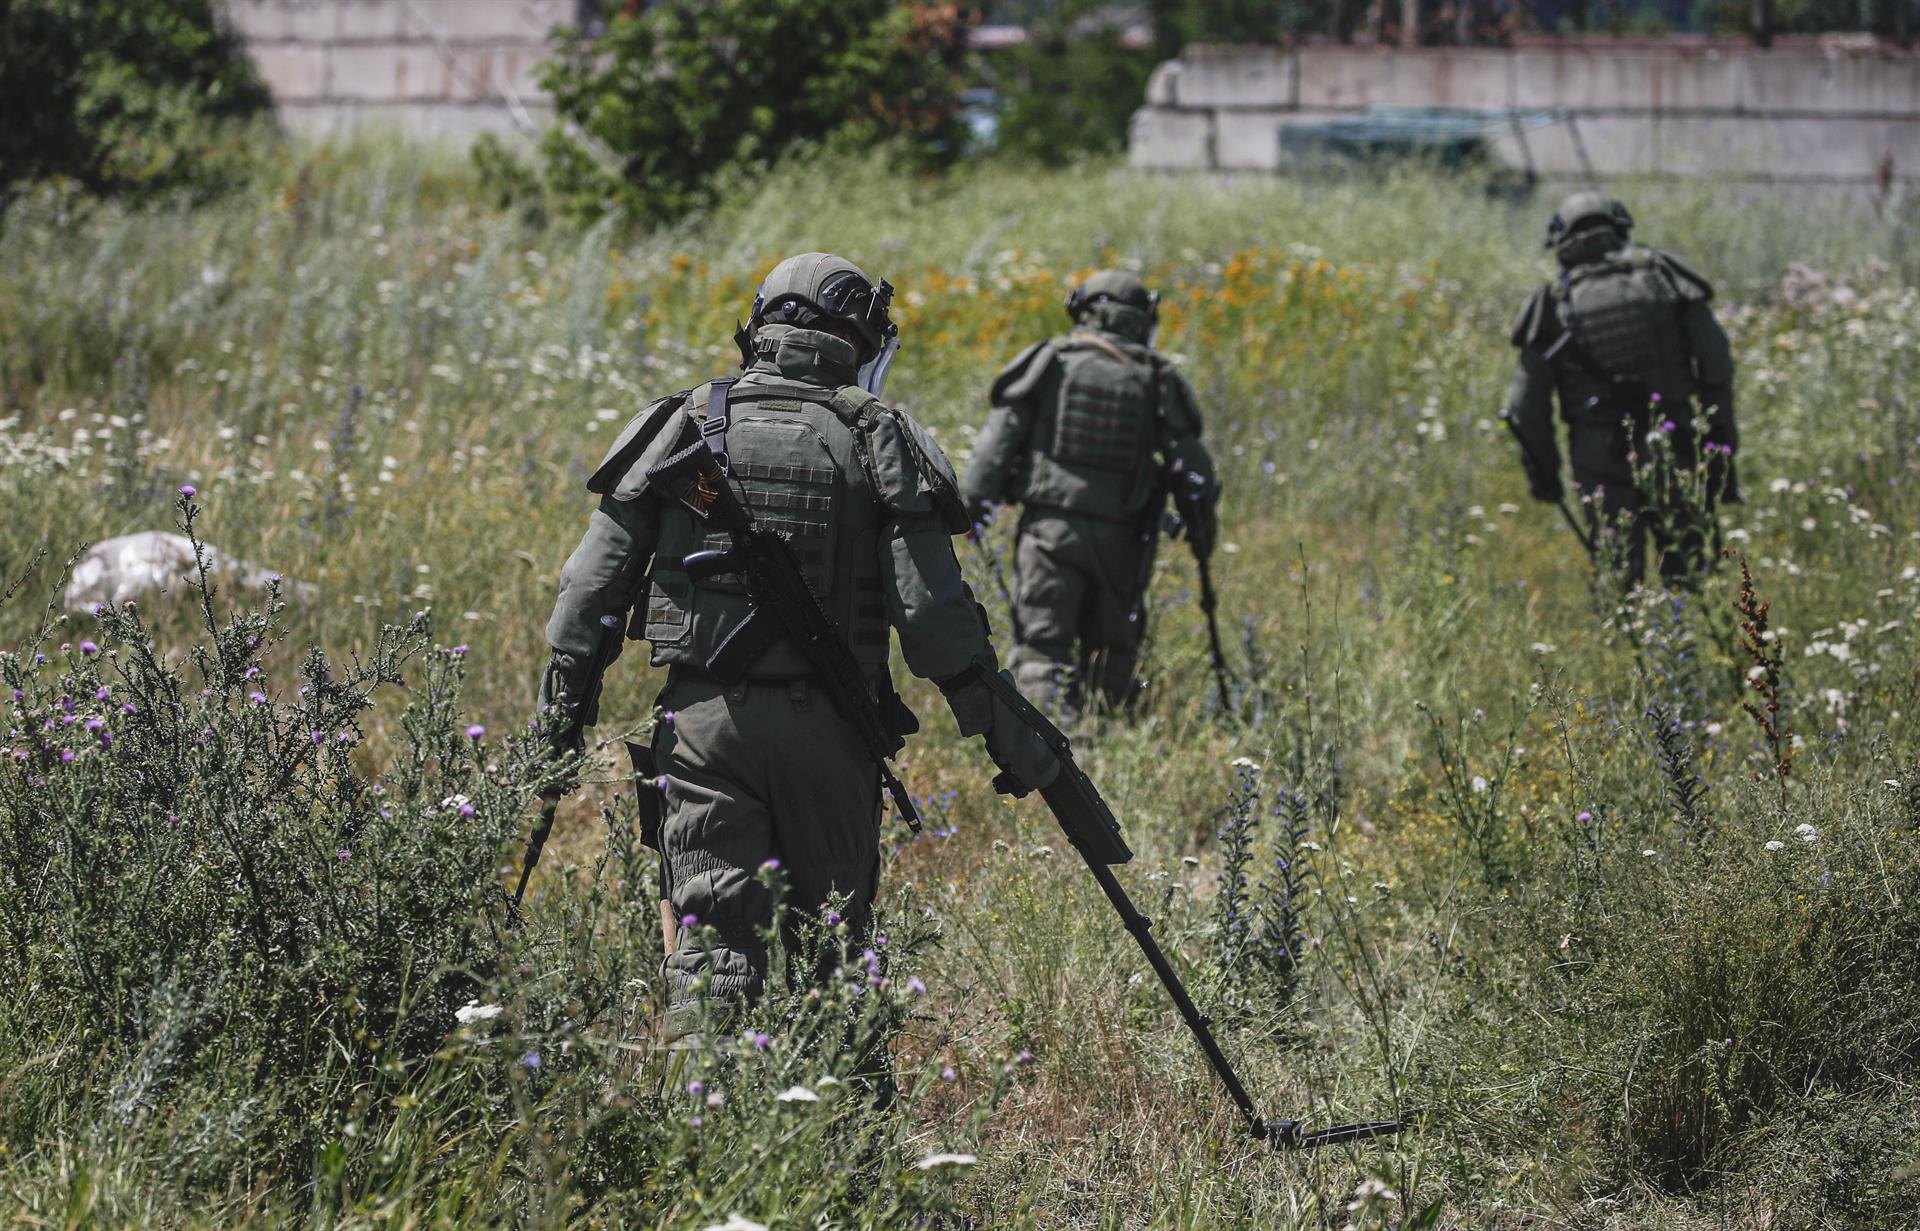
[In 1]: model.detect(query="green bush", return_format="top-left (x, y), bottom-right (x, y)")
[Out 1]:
top-left (531, 0), bottom-right (971, 224)
top-left (0, 0), bottom-right (270, 203)
top-left (985, 26), bottom-right (1157, 165)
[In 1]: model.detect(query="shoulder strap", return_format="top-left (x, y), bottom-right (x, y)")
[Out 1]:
top-left (701, 377), bottom-right (737, 471)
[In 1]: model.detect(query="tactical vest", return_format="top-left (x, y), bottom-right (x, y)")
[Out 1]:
top-left (1556, 249), bottom-right (1698, 415)
top-left (1024, 332), bottom-right (1161, 521)
top-left (643, 378), bottom-right (890, 679)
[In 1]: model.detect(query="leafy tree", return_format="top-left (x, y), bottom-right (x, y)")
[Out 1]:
top-left (0, 0), bottom-right (270, 202)
top-left (986, 22), bottom-right (1157, 165)
top-left (534, 0), bottom-right (972, 224)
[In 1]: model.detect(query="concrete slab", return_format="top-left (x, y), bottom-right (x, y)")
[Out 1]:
top-left (325, 45), bottom-right (404, 100)
top-left (1215, 108), bottom-right (1298, 169)
top-left (1175, 45), bottom-right (1295, 109)
top-left (405, 0), bottom-right (559, 42)
top-left (1512, 46), bottom-right (1742, 112)
top-left (1296, 49), bottom-right (1512, 110)
top-left (1129, 108), bottom-right (1215, 169)
top-left (1738, 53), bottom-right (1920, 114)
top-left (1145, 60), bottom-right (1182, 107)
top-left (249, 43), bottom-right (330, 101)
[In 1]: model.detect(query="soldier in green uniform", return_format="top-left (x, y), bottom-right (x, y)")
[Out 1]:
top-left (535, 252), bottom-right (1056, 1023)
top-left (1506, 192), bottom-right (1739, 586)
top-left (961, 269), bottom-right (1218, 713)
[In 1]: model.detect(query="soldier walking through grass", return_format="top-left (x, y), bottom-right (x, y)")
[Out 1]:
top-left (533, 252), bottom-right (1055, 1032)
top-left (1505, 192), bottom-right (1741, 587)
top-left (962, 270), bottom-right (1219, 714)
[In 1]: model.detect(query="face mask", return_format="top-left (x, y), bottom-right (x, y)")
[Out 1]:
top-left (858, 337), bottom-right (899, 398)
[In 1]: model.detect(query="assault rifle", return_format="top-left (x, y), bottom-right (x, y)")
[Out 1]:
top-left (975, 666), bottom-right (1404, 1151)
top-left (645, 382), bottom-right (922, 832)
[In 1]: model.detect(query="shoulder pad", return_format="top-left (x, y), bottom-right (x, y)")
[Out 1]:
top-left (586, 390), bottom-right (694, 500)
top-left (1651, 249), bottom-right (1714, 302)
top-left (865, 407), bottom-right (970, 534)
top-left (826, 384), bottom-right (883, 423)
top-left (1158, 361), bottom-right (1202, 434)
top-left (988, 341), bottom-right (1057, 407)
top-left (1509, 286), bottom-right (1558, 350)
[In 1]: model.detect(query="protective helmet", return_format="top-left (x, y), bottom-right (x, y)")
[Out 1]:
top-left (737, 252), bottom-right (897, 371)
top-left (1065, 268), bottom-right (1159, 325)
top-left (1544, 191), bottom-right (1634, 249)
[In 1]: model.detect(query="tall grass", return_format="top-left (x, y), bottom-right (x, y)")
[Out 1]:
top-left (2, 144), bottom-right (1918, 1226)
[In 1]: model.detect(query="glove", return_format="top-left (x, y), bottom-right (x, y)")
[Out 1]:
top-left (940, 662), bottom-right (1059, 798)
top-left (1183, 498), bottom-right (1218, 560)
top-left (983, 676), bottom-right (1060, 798)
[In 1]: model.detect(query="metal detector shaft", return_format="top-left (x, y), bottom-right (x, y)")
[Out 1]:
top-left (1069, 834), bottom-right (1267, 1137)
top-left (1499, 412), bottom-right (1594, 555)
top-left (1194, 554), bottom-right (1232, 714)
top-left (1066, 834), bottom-right (1404, 1152)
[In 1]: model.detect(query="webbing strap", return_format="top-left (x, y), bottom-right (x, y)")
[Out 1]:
top-left (702, 378), bottom-right (737, 471)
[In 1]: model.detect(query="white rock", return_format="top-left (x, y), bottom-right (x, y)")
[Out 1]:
top-left (65, 531), bottom-right (316, 612)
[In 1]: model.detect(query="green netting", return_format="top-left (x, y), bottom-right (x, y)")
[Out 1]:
top-left (1280, 107), bottom-right (1563, 171)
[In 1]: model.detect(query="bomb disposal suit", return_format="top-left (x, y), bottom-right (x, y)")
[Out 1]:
top-left (1506, 192), bottom-right (1739, 584)
top-left (536, 253), bottom-right (1054, 1018)
top-left (961, 270), bottom-right (1218, 712)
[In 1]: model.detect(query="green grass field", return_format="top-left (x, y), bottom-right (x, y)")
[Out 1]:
top-left (2, 144), bottom-right (1919, 1228)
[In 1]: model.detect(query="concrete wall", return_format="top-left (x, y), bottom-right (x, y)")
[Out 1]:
top-left (225, 0), bottom-right (573, 139)
top-left (1131, 38), bottom-right (1920, 184)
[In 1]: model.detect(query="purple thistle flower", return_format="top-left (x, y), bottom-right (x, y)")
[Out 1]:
top-left (310, 730), bottom-right (326, 745)
top-left (1576, 810), bottom-right (1593, 823)
top-left (761, 857), bottom-right (781, 871)
top-left (906, 976), bottom-right (926, 995)
top-left (121, 703), bottom-right (136, 715)
top-left (337, 849), bottom-right (351, 860)
top-left (94, 687), bottom-right (109, 701)
top-left (940, 1066), bottom-right (956, 1082)
top-left (77, 641), bottom-right (99, 655)
top-left (751, 1032), bottom-right (770, 1050)
top-left (465, 724), bottom-right (485, 740)
top-left (178, 484), bottom-right (196, 498)
top-left (680, 913), bottom-right (699, 929)
top-left (167, 814), bottom-right (181, 826)
top-left (521, 1052), bottom-right (541, 1069)
top-left (1016, 1049), bottom-right (1034, 1065)
top-left (458, 802), bottom-right (476, 818)
top-left (84, 718), bottom-right (105, 732)
top-left (826, 910), bottom-right (843, 926)
top-left (450, 644), bottom-right (469, 658)
top-left (686, 1080), bottom-right (704, 1097)
top-left (59, 750), bottom-right (75, 763)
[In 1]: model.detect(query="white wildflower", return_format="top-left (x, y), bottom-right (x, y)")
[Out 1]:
top-left (774, 1086), bottom-right (819, 1103)
top-left (1764, 840), bottom-right (1785, 851)
top-left (1796, 823), bottom-right (1818, 843)
top-left (1230, 756), bottom-right (1261, 770)
top-left (1530, 642), bottom-right (1557, 655)
top-left (701, 1216), bottom-right (768, 1231)
top-left (1470, 775), bottom-right (1489, 794)
top-left (455, 1001), bottom-right (502, 1025)
top-left (1642, 849), bottom-right (1657, 858)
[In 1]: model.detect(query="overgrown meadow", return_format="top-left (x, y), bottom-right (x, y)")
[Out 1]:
top-left (3, 145), bottom-right (1919, 1228)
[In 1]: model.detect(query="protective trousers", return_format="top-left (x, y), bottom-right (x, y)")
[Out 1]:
top-left (653, 671), bottom-right (881, 1026)
top-left (1009, 511), bottom-right (1155, 714)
